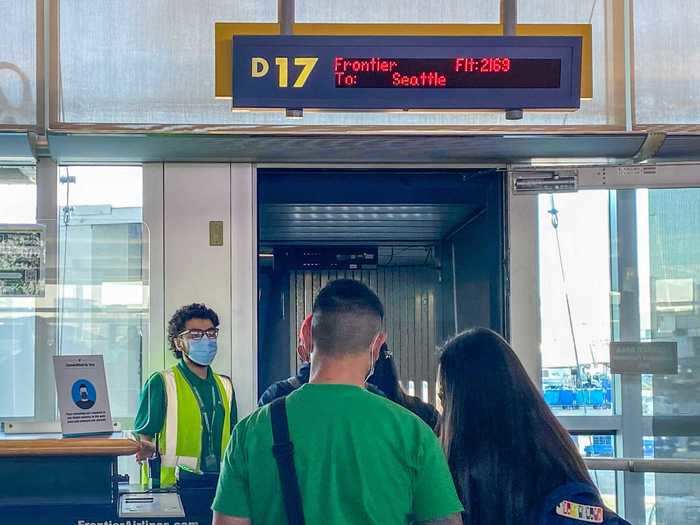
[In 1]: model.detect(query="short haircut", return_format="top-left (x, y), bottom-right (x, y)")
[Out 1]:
top-left (311, 279), bottom-right (384, 356)
top-left (167, 303), bottom-right (220, 359)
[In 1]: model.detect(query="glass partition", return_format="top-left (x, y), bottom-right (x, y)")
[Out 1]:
top-left (1, 165), bottom-right (148, 434)
top-left (57, 166), bottom-right (147, 426)
top-left (0, 166), bottom-right (39, 418)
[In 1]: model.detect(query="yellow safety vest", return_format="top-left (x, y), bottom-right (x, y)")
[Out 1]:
top-left (142, 365), bottom-right (234, 488)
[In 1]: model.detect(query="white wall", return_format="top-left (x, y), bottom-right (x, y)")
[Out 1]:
top-left (229, 164), bottom-right (257, 418)
top-left (144, 163), bottom-right (257, 417)
top-left (507, 187), bottom-right (542, 387)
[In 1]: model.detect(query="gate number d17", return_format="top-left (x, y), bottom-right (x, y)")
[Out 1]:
top-left (251, 57), bottom-right (319, 88)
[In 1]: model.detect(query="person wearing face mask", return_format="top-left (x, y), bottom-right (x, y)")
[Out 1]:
top-left (257, 314), bottom-right (386, 407)
top-left (134, 303), bottom-right (237, 487)
top-left (213, 280), bottom-right (463, 525)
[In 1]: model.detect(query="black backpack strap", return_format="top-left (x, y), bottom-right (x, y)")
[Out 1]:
top-left (270, 397), bottom-right (306, 525)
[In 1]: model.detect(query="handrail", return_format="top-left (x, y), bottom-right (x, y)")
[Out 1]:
top-left (585, 457), bottom-right (700, 474)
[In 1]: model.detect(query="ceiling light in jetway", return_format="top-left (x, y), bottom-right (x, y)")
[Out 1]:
top-left (529, 157), bottom-right (612, 166)
top-left (512, 170), bottom-right (578, 194)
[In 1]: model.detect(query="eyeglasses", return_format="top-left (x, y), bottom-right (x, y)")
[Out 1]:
top-left (179, 328), bottom-right (219, 341)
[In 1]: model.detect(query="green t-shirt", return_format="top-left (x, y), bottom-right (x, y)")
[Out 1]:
top-left (212, 383), bottom-right (463, 524)
top-left (133, 360), bottom-right (238, 471)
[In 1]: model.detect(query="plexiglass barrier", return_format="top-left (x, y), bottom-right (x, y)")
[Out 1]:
top-left (0, 217), bottom-right (150, 481)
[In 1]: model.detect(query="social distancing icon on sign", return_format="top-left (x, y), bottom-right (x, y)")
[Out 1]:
top-left (71, 379), bottom-right (97, 410)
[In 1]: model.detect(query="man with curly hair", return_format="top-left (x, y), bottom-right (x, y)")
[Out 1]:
top-left (134, 303), bottom-right (237, 487)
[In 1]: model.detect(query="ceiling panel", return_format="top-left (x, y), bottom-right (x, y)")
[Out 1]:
top-left (260, 203), bottom-right (479, 243)
top-left (0, 133), bottom-right (34, 162)
top-left (655, 135), bottom-right (700, 161)
top-left (48, 133), bottom-right (648, 163)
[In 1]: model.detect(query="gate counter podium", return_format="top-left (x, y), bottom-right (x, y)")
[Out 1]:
top-left (0, 429), bottom-right (212, 525)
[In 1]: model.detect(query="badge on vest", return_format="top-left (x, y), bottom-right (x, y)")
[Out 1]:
top-left (555, 500), bottom-right (604, 523)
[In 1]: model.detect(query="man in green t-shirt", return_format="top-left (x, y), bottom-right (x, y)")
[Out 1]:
top-left (213, 280), bottom-right (463, 525)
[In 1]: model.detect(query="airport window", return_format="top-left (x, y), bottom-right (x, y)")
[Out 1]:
top-left (0, 0), bottom-right (37, 126)
top-left (57, 166), bottom-right (147, 425)
top-left (574, 434), bottom-right (617, 511)
top-left (295, 0), bottom-right (500, 24)
top-left (0, 166), bottom-right (37, 418)
top-left (539, 191), bottom-right (614, 416)
top-left (58, 0), bottom-right (277, 125)
top-left (517, 0), bottom-right (612, 126)
top-left (540, 186), bottom-right (700, 524)
top-left (634, 0), bottom-right (700, 124)
top-left (55, 0), bottom-right (620, 128)
top-left (540, 187), bottom-right (700, 417)
top-left (641, 187), bottom-right (700, 525)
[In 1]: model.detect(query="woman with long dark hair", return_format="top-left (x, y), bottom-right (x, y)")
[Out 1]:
top-left (438, 328), bottom-right (630, 525)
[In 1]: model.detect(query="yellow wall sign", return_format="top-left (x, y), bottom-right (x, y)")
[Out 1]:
top-left (215, 22), bottom-right (592, 100)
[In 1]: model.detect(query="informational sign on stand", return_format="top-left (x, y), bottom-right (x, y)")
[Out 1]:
top-left (610, 341), bottom-right (678, 375)
top-left (53, 355), bottom-right (114, 436)
top-left (0, 224), bottom-right (45, 297)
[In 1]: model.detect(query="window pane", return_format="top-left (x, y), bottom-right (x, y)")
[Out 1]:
top-left (58, 0), bottom-right (615, 127)
top-left (539, 192), bottom-right (613, 415)
top-left (518, 0), bottom-right (614, 126)
top-left (0, 166), bottom-right (37, 418)
top-left (644, 434), bottom-right (700, 525)
top-left (575, 434), bottom-right (617, 511)
top-left (57, 167), bottom-right (147, 425)
top-left (645, 472), bottom-right (700, 525)
top-left (58, 0), bottom-right (276, 125)
top-left (634, 0), bottom-right (700, 124)
top-left (0, 1), bottom-right (36, 126)
top-left (639, 187), bottom-right (700, 524)
top-left (296, 0), bottom-right (499, 23)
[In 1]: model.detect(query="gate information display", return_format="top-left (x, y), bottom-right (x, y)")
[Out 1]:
top-left (333, 57), bottom-right (561, 89)
top-left (232, 36), bottom-right (582, 110)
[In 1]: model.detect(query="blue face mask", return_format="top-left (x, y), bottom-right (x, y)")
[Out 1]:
top-left (186, 338), bottom-right (218, 366)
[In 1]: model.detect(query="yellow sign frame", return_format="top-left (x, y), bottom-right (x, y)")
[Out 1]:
top-left (215, 22), bottom-right (592, 100)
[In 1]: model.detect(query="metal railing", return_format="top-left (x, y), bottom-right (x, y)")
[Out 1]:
top-left (585, 458), bottom-right (700, 474)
